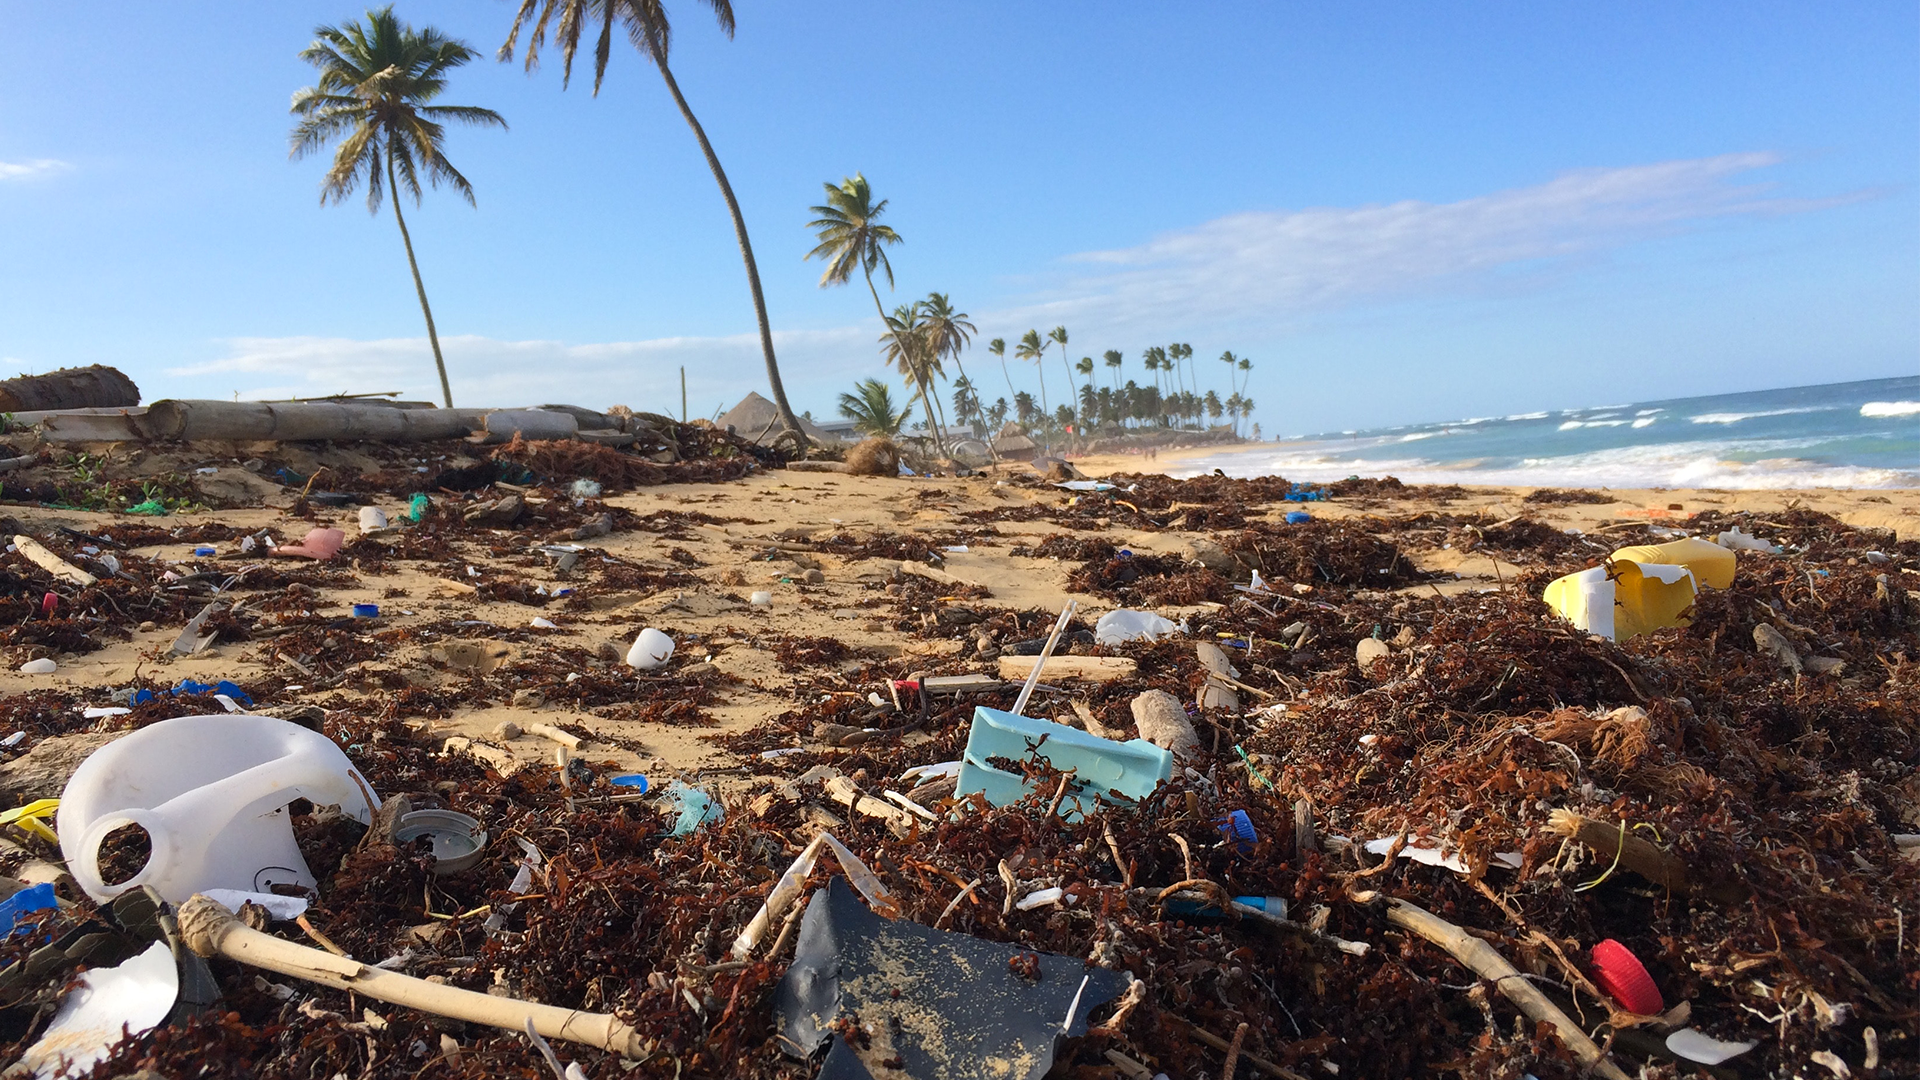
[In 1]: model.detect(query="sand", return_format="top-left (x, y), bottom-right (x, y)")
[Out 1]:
top-left (3, 457), bottom-right (1914, 781)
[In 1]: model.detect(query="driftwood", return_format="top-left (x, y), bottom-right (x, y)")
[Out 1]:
top-left (997, 655), bottom-right (1137, 683)
top-left (1373, 892), bottom-right (1630, 1080)
top-left (176, 895), bottom-right (646, 1056)
top-left (1194, 641), bottom-right (1242, 709)
top-left (0, 364), bottom-right (139, 413)
top-left (138, 400), bottom-right (488, 442)
top-left (1547, 809), bottom-right (1748, 902)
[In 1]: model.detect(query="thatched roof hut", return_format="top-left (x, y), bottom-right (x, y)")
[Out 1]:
top-left (715, 392), bottom-right (840, 445)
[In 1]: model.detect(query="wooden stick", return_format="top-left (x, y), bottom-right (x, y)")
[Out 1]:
top-left (1181, 1019), bottom-right (1307, 1080)
top-left (1371, 893), bottom-right (1629, 1080)
top-left (178, 895), bottom-right (645, 1057)
top-left (1547, 809), bottom-right (1747, 901)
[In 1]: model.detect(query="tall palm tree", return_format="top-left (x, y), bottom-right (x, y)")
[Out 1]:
top-left (292, 7), bottom-right (504, 409)
top-left (920, 293), bottom-right (975, 392)
top-left (880, 303), bottom-right (946, 442)
top-left (1103, 348), bottom-right (1123, 391)
top-left (837, 378), bottom-right (907, 436)
top-left (1015, 330), bottom-right (1049, 418)
top-left (805, 173), bottom-right (944, 452)
top-left (1075, 356), bottom-right (1095, 397)
top-left (1169, 342), bottom-right (1193, 397)
top-left (987, 337), bottom-right (1015, 402)
top-left (501, 0), bottom-right (804, 440)
top-left (1205, 389), bottom-right (1223, 427)
top-left (1219, 351), bottom-right (1238, 396)
top-left (1047, 326), bottom-right (1074, 401)
top-left (1142, 346), bottom-right (1167, 400)
top-left (1237, 355), bottom-right (1252, 395)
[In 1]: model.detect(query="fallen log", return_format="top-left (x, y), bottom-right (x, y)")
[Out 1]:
top-left (176, 895), bottom-right (646, 1056)
top-left (136, 400), bottom-right (488, 442)
top-left (0, 364), bottom-right (139, 412)
top-left (997, 654), bottom-right (1137, 683)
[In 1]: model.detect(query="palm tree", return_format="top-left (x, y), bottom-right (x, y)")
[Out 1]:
top-left (1219, 351), bottom-right (1238, 397)
top-left (292, 7), bottom-right (504, 409)
top-left (1170, 342), bottom-right (1194, 397)
top-left (1237, 355), bottom-right (1252, 395)
top-left (1142, 346), bottom-right (1167, 401)
top-left (1225, 391), bottom-right (1246, 436)
top-left (501, 0), bottom-right (804, 439)
top-left (880, 303), bottom-right (945, 442)
top-left (1048, 326), bottom-right (1074, 401)
top-left (805, 173), bottom-right (946, 453)
top-left (987, 337), bottom-right (1016, 402)
top-left (1013, 391), bottom-right (1037, 425)
top-left (988, 397), bottom-right (1010, 429)
top-left (1015, 330), bottom-right (1049, 418)
top-left (951, 375), bottom-right (982, 434)
top-left (1075, 356), bottom-right (1095, 397)
top-left (921, 293), bottom-right (976, 392)
top-left (1205, 389), bottom-right (1223, 427)
top-left (837, 378), bottom-right (907, 436)
top-left (1103, 348), bottom-right (1123, 390)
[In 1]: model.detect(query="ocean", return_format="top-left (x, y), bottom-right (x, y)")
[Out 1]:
top-left (1174, 376), bottom-right (1919, 489)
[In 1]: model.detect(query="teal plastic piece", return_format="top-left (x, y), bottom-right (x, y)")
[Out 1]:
top-left (956, 706), bottom-right (1172, 821)
top-left (406, 493), bottom-right (430, 522)
top-left (661, 782), bottom-right (723, 836)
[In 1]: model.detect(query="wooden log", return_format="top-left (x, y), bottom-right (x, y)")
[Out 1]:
top-left (997, 655), bottom-right (1137, 683)
top-left (0, 365), bottom-right (139, 413)
top-left (823, 775), bottom-right (914, 838)
top-left (136, 400), bottom-right (488, 442)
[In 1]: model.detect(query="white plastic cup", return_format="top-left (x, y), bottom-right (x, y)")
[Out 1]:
top-left (749, 591), bottom-right (773, 608)
top-left (358, 506), bottom-right (388, 533)
top-left (627, 628), bottom-right (675, 670)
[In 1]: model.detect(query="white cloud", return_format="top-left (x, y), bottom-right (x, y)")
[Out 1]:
top-left (0, 159), bottom-right (69, 181)
top-left (161, 327), bottom-right (877, 416)
top-left (999, 152), bottom-right (1847, 331)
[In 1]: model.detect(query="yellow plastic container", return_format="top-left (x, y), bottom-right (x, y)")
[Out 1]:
top-left (1543, 537), bottom-right (1737, 640)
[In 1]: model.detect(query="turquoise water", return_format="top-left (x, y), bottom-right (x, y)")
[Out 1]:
top-left (1178, 376), bottom-right (1919, 488)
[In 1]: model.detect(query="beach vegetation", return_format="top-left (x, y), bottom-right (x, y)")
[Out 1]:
top-left (501, 0), bottom-right (806, 441)
top-left (836, 378), bottom-right (909, 437)
top-left (290, 6), bottom-right (504, 409)
top-left (1015, 330), bottom-right (1050, 419)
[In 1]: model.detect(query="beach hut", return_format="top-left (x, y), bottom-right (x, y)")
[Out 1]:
top-left (991, 424), bottom-right (1038, 462)
top-left (716, 392), bottom-right (842, 445)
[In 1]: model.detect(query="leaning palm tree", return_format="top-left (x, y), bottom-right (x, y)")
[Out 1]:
top-left (1015, 330), bottom-right (1049, 418)
top-left (291, 7), bottom-right (504, 409)
top-left (1075, 356), bottom-right (1095, 396)
top-left (1103, 348), bottom-right (1123, 391)
top-left (1237, 355), bottom-right (1252, 395)
top-left (500, 0), bottom-right (804, 440)
top-left (920, 293), bottom-right (976, 393)
top-left (1048, 326), bottom-right (1074, 401)
top-left (1219, 351), bottom-right (1238, 397)
top-left (880, 303), bottom-right (946, 442)
top-left (805, 173), bottom-right (944, 453)
top-left (1141, 346), bottom-right (1167, 400)
top-left (987, 337), bottom-right (1016, 402)
top-left (836, 378), bottom-right (908, 437)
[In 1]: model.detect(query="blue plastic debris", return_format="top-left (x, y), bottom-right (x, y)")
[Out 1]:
top-left (1283, 483), bottom-right (1325, 502)
top-left (133, 679), bottom-right (254, 707)
top-left (956, 707), bottom-right (1173, 822)
top-left (1164, 893), bottom-right (1289, 921)
top-left (1284, 511), bottom-right (1313, 524)
top-left (351, 604), bottom-right (379, 618)
top-left (661, 782), bottom-right (723, 836)
top-left (1216, 809), bottom-right (1257, 855)
top-left (0, 882), bottom-right (57, 937)
top-left (610, 774), bottom-right (649, 793)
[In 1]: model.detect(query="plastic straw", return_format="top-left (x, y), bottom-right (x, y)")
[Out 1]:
top-left (1012, 600), bottom-right (1076, 717)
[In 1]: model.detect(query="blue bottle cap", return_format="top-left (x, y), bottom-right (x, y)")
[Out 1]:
top-left (1216, 809), bottom-right (1257, 856)
top-left (352, 604), bottom-right (379, 618)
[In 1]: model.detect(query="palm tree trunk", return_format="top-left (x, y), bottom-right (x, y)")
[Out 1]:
top-left (999, 359), bottom-right (1017, 404)
top-left (864, 273), bottom-right (943, 453)
top-left (387, 155), bottom-right (454, 409)
top-left (648, 47), bottom-right (803, 442)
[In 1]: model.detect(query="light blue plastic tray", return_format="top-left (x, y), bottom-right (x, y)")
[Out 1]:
top-left (956, 706), bottom-right (1172, 821)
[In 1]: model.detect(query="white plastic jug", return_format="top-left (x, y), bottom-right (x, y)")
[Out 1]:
top-left (57, 714), bottom-right (378, 904)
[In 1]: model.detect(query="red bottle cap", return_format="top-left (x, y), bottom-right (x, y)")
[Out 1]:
top-left (1590, 938), bottom-right (1662, 1015)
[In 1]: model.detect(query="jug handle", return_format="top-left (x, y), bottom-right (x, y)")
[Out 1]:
top-left (72, 809), bottom-right (171, 901)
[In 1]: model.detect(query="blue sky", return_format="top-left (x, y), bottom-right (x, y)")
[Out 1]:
top-left (0, 2), bottom-right (1913, 431)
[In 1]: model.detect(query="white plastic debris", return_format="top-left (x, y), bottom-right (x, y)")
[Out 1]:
top-left (96, 553), bottom-right (120, 574)
top-left (18, 658), bottom-right (56, 674)
top-left (1364, 838), bottom-right (1523, 874)
top-left (570, 479), bottom-right (602, 499)
top-left (530, 617), bottom-right (559, 629)
top-left (626, 628), bottom-right (675, 670)
top-left (899, 760), bottom-right (963, 783)
top-left (1015, 886), bottom-right (1065, 911)
top-left (1714, 527), bottom-right (1780, 554)
top-left (200, 889), bottom-right (309, 921)
top-left (1093, 609), bottom-right (1181, 646)
top-left (358, 506), bottom-right (388, 533)
top-left (81, 707), bottom-right (131, 720)
top-left (19, 940), bottom-right (177, 1079)
top-left (1664, 1028), bottom-right (1759, 1065)
top-left (749, 590), bottom-right (773, 608)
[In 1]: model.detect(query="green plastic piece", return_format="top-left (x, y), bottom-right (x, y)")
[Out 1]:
top-left (956, 706), bottom-right (1172, 822)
